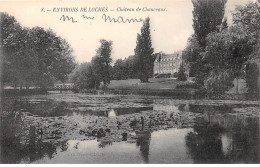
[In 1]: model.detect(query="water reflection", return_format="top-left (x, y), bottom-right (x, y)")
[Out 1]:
top-left (98, 141), bottom-right (113, 148)
top-left (136, 132), bottom-right (151, 163)
top-left (185, 118), bottom-right (226, 163)
top-left (0, 137), bottom-right (57, 164)
top-left (185, 115), bottom-right (259, 163)
top-left (227, 118), bottom-right (259, 163)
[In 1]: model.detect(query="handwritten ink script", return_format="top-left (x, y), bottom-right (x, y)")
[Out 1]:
top-left (60, 15), bottom-right (78, 23)
top-left (102, 14), bottom-right (143, 23)
top-left (60, 14), bottom-right (143, 23)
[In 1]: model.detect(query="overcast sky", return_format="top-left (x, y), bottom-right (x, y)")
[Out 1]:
top-left (0, 0), bottom-right (255, 63)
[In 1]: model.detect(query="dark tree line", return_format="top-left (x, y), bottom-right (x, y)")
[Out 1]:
top-left (111, 56), bottom-right (136, 80)
top-left (1, 13), bottom-right (76, 90)
top-left (111, 53), bottom-right (157, 81)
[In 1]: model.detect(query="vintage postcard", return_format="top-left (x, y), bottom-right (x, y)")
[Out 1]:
top-left (0, 0), bottom-right (259, 164)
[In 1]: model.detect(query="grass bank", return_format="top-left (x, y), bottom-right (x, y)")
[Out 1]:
top-left (105, 78), bottom-right (198, 98)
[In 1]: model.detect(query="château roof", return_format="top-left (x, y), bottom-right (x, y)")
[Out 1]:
top-left (155, 51), bottom-right (182, 62)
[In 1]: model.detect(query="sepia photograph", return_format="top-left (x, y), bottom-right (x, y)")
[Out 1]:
top-left (0, 0), bottom-right (259, 164)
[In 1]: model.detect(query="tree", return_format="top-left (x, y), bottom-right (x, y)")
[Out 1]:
top-left (91, 39), bottom-right (113, 87)
top-left (203, 24), bottom-right (255, 94)
top-left (49, 39), bottom-right (76, 83)
top-left (112, 59), bottom-right (127, 80)
top-left (232, 2), bottom-right (260, 95)
top-left (190, 0), bottom-right (227, 87)
top-left (245, 62), bottom-right (259, 96)
top-left (185, 2), bottom-right (259, 95)
top-left (69, 63), bottom-right (97, 89)
top-left (177, 63), bottom-right (187, 81)
top-left (183, 35), bottom-right (203, 77)
top-left (232, 2), bottom-right (259, 43)
top-left (134, 17), bottom-right (154, 82)
top-left (1, 13), bottom-right (25, 87)
top-left (192, 0), bottom-right (227, 48)
top-left (125, 55), bottom-right (136, 78)
top-left (1, 13), bottom-right (76, 89)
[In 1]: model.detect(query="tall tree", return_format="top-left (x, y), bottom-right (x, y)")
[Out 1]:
top-left (189, 0), bottom-right (227, 86)
top-left (91, 39), bottom-right (113, 87)
top-left (192, 0), bottom-right (227, 48)
top-left (134, 17), bottom-right (154, 82)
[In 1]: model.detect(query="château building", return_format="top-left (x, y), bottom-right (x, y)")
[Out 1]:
top-left (153, 51), bottom-right (183, 77)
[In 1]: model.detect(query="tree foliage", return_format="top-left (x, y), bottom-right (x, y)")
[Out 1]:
top-left (186, 1), bottom-right (259, 95)
top-left (232, 2), bottom-right (260, 95)
top-left (91, 39), bottom-right (113, 87)
top-left (69, 63), bottom-right (97, 89)
top-left (192, 0), bottom-right (227, 48)
top-left (232, 2), bottom-right (259, 43)
top-left (134, 17), bottom-right (154, 82)
top-left (112, 59), bottom-right (128, 80)
top-left (111, 53), bottom-right (156, 80)
top-left (203, 24), bottom-right (256, 93)
top-left (245, 62), bottom-right (259, 95)
top-left (183, 35), bottom-right (203, 77)
top-left (186, 0), bottom-right (227, 87)
top-left (177, 63), bottom-right (187, 81)
top-left (0, 13), bottom-right (76, 89)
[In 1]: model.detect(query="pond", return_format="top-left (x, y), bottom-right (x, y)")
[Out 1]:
top-left (0, 92), bottom-right (259, 164)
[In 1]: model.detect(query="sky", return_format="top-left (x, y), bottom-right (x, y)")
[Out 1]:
top-left (0, 0), bottom-right (255, 63)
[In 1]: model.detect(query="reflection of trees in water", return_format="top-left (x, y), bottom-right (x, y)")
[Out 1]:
top-left (225, 117), bottom-right (259, 163)
top-left (0, 109), bottom-right (58, 163)
top-left (98, 141), bottom-right (113, 148)
top-left (185, 118), bottom-right (226, 163)
top-left (1, 137), bottom-right (57, 163)
top-left (136, 132), bottom-right (151, 163)
top-left (185, 116), bottom-right (259, 163)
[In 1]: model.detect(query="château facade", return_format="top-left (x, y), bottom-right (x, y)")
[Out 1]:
top-left (153, 51), bottom-right (183, 77)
